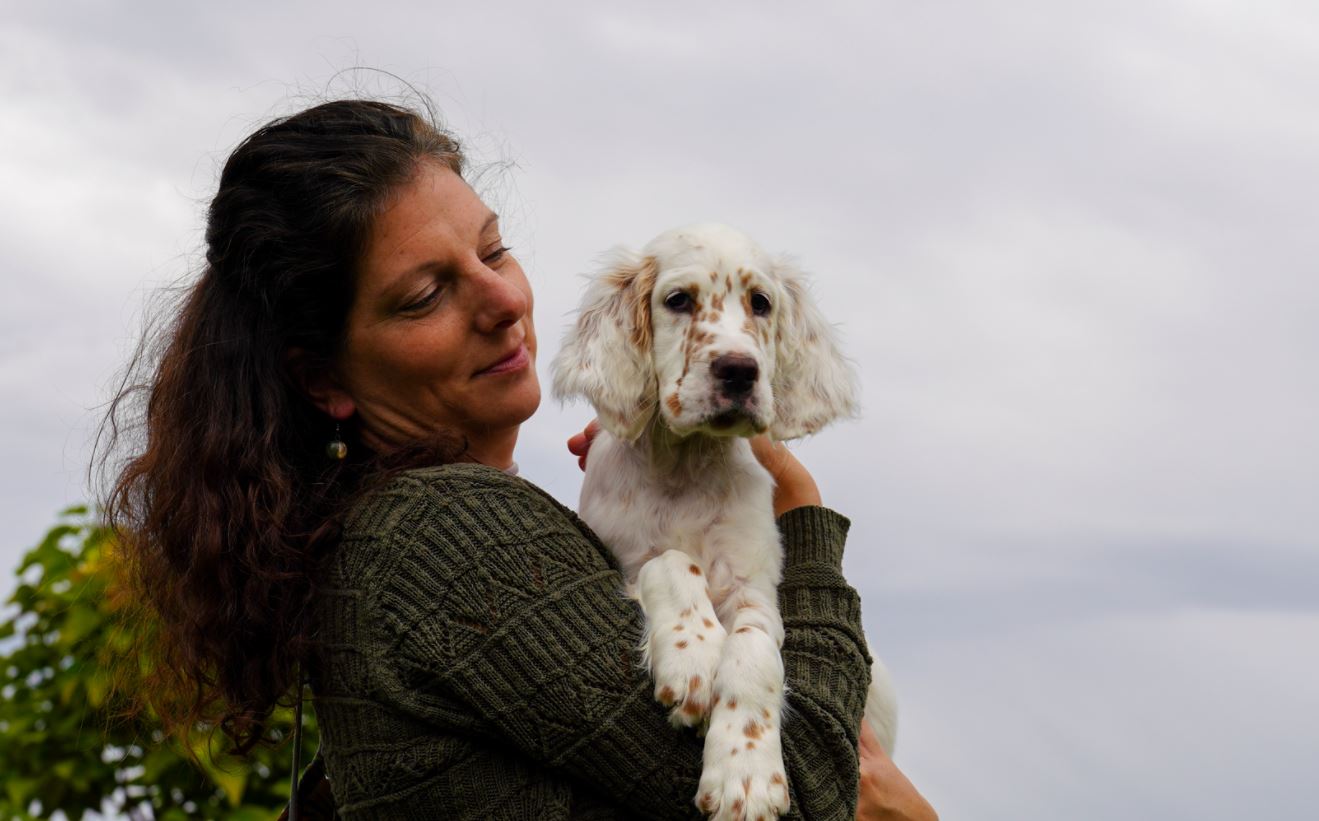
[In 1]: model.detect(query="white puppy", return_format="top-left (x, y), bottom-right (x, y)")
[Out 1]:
top-left (553, 223), bottom-right (897, 820)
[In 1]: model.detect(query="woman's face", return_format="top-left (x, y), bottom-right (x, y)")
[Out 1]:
top-left (326, 160), bottom-right (540, 466)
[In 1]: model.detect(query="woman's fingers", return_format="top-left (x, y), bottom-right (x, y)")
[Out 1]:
top-left (856, 719), bottom-right (939, 821)
top-left (748, 435), bottom-right (822, 516)
top-left (566, 419), bottom-right (601, 471)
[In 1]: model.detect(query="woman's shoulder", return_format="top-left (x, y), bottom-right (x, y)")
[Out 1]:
top-left (330, 463), bottom-right (610, 587)
top-left (343, 463), bottom-right (560, 536)
top-left (318, 462), bottom-right (621, 651)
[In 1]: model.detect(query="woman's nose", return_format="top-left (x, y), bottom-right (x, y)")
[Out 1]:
top-left (471, 261), bottom-right (529, 333)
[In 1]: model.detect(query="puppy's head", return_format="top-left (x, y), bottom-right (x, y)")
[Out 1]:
top-left (553, 223), bottom-right (857, 442)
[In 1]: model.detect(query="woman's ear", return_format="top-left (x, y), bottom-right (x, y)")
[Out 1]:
top-left (551, 249), bottom-right (659, 442)
top-left (285, 348), bottom-right (356, 420)
top-left (768, 256), bottom-right (859, 440)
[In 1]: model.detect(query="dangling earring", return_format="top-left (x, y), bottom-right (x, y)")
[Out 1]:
top-left (326, 422), bottom-right (348, 460)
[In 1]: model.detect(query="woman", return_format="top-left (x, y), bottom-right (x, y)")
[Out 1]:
top-left (103, 99), bottom-right (935, 820)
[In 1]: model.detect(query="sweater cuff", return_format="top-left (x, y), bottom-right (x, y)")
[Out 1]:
top-left (777, 506), bottom-right (851, 569)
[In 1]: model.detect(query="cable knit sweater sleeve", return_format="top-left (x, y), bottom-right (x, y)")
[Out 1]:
top-left (311, 464), bottom-right (871, 820)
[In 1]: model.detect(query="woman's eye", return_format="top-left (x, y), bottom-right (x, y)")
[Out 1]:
top-left (400, 286), bottom-right (442, 313)
top-left (750, 292), bottom-right (772, 316)
top-left (483, 245), bottom-right (511, 265)
top-left (664, 292), bottom-right (693, 313)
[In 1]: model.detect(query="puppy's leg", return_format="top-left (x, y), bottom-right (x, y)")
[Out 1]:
top-left (697, 585), bottom-right (790, 821)
top-left (635, 549), bottom-right (728, 727)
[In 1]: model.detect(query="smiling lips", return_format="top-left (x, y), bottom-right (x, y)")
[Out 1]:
top-left (475, 344), bottom-right (529, 377)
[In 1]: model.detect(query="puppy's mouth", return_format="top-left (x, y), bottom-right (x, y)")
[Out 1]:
top-left (701, 408), bottom-right (766, 436)
top-left (709, 410), bottom-right (745, 430)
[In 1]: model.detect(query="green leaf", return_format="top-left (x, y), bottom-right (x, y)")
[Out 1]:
top-left (4, 777), bottom-right (36, 806)
top-left (142, 745), bottom-right (178, 783)
top-left (58, 604), bottom-right (103, 647)
top-left (223, 807), bottom-right (273, 821)
top-left (210, 764), bottom-right (249, 807)
top-left (85, 671), bottom-right (110, 708)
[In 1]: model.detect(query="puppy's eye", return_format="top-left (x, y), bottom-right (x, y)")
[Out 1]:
top-left (664, 291), bottom-right (694, 313)
top-left (750, 292), bottom-right (772, 316)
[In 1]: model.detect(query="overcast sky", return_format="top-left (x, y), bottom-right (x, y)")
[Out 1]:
top-left (2, 1), bottom-right (1317, 817)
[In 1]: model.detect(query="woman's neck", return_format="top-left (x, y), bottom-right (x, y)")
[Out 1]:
top-left (461, 426), bottom-right (520, 471)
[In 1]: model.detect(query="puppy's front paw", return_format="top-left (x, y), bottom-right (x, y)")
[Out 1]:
top-left (695, 705), bottom-right (790, 820)
top-left (649, 607), bottom-right (726, 727)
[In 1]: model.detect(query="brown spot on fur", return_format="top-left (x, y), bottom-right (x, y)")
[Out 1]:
top-left (607, 256), bottom-right (659, 351)
top-left (710, 270), bottom-right (718, 282)
top-left (727, 698), bottom-right (737, 710)
top-left (682, 699), bottom-right (703, 717)
top-left (770, 772), bottom-right (786, 786)
top-left (762, 709), bottom-right (772, 720)
top-left (746, 741), bottom-right (755, 749)
top-left (702, 618), bottom-right (715, 628)
top-left (742, 777), bottom-right (751, 795)
top-left (673, 624), bottom-right (684, 631)
top-left (740, 271), bottom-right (752, 288)
top-left (689, 564), bottom-right (701, 575)
top-left (697, 633), bottom-right (705, 641)
top-left (666, 393), bottom-right (682, 415)
top-left (699, 792), bottom-right (716, 813)
top-left (732, 798), bottom-right (744, 814)
top-left (731, 746), bottom-right (738, 755)
top-left (658, 685), bottom-right (676, 704)
top-left (689, 675), bottom-right (702, 692)
top-left (675, 640), bottom-right (688, 649)
top-left (680, 608), bottom-right (693, 618)
top-left (711, 291), bottom-right (725, 311)
top-left (743, 719), bottom-right (763, 739)
top-left (736, 626), bottom-right (753, 634)
top-left (736, 601), bottom-right (759, 611)
top-left (712, 693), bottom-right (721, 707)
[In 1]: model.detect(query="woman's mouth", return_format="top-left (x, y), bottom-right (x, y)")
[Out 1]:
top-left (475, 344), bottom-right (529, 377)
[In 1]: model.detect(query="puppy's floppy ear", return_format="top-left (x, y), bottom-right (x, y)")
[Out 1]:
top-left (768, 256), bottom-right (859, 440)
top-left (552, 249), bottom-right (660, 442)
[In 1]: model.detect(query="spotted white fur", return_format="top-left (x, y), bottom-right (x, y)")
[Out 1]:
top-left (553, 223), bottom-right (897, 820)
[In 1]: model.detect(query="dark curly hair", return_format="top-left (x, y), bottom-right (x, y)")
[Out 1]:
top-left (97, 99), bottom-right (465, 751)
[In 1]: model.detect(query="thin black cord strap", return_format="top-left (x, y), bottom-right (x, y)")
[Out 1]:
top-left (288, 665), bottom-right (304, 821)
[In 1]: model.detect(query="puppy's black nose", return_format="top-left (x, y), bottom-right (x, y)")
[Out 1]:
top-left (711, 354), bottom-right (759, 396)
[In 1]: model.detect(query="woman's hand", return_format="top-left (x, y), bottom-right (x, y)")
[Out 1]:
top-left (566, 420), bottom-right (600, 472)
top-left (749, 435), bottom-right (822, 517)
top-left (567, 422), bottom-right (822, 518)
top-left (856, 722), bottom-right (938, 821)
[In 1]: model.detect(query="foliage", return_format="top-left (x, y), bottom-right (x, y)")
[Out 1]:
top-left (0, 506), bottom-right (318, 820)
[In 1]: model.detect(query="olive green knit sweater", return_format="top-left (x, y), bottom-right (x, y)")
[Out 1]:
top-left (310, 464), bottom-right (872, 819)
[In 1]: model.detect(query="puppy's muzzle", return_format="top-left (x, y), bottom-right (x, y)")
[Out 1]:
top-left (711, 354), bottom-right (759, 399)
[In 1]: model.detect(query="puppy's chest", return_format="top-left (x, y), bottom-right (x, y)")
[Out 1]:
top-left (581, 458), bottom-right (779, 587)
